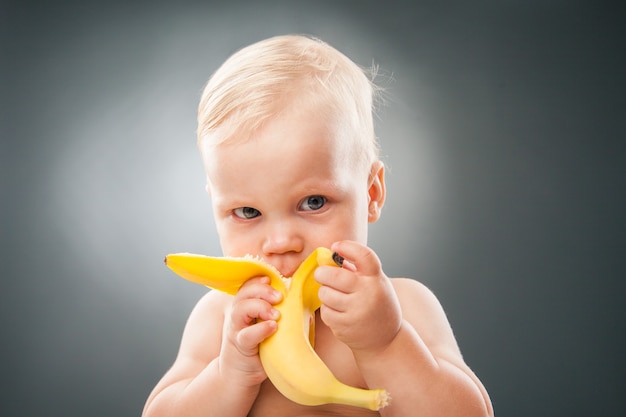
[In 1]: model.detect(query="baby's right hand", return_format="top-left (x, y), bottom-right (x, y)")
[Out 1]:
top-left (219, 276), bottom-right (282, 386)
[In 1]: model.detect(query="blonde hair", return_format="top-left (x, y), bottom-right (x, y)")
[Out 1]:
top-left (197, 34), bottom-right (380, 170)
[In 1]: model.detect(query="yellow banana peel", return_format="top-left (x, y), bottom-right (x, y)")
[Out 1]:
top-left (164, 247), bottom-right (390, 411)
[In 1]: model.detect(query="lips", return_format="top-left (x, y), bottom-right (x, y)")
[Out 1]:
top-left (262, 255), bottom-right (312, 279)
top-left (278, 266), bottom-right (297, 279)
top-left (266, 261), bottom-right (299, 279)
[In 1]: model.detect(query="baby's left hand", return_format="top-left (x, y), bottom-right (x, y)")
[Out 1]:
top-left (314, 240), bottom-right (402, 353)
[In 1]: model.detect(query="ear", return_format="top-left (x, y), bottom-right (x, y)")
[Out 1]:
top-left (367, 160), bottom-right (386, 223)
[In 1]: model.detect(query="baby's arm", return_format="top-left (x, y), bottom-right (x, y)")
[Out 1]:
top-left (361, 279), bottom-right (493, 416)
top-left (316, 241), bottom-right (493, 417)
top-left (142, 277), bottom-right (281, 417)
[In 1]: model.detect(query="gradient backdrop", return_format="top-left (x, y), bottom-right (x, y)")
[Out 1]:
top-left (2, 1), bottom-right (624, 416)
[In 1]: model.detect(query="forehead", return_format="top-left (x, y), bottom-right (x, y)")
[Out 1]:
top-left (209, 121), bottom-right (333, 179)
top-left (204, 103), bottom-right (360, 173)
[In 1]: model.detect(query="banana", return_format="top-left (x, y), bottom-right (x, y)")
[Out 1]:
top-left (165, 247), bottom-right (390, 411)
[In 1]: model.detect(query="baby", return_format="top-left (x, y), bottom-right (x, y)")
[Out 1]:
top-left (143, 34), bottom-right (493, 417)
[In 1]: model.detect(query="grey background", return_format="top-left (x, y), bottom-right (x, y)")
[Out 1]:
top-left (2, 1), bottom-right (624, 416)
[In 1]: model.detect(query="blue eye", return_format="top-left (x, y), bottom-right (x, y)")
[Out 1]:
top-left (299, 195), bottom-right (327, 211)
top-left (233, 207), bottom-right (261, 219)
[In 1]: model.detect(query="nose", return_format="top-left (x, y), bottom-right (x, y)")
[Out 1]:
top-left (261, 217), bottom-right (304, 256)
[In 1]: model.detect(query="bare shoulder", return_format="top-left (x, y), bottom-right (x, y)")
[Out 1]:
top-left (164, 290), bottom-right (231, 381)
top-left (178, 289), bottom-right (231, 360)
top-left (389, 278), bottom-right (493, 415)
top-left (143, 290), bottom-right (231, 407)
top-left (389, 277), bottom-right (462, 359)
top-left (389, 277), bottom-right (445, 316)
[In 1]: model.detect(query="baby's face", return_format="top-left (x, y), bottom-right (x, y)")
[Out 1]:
top-left (202, 106), bottom-right (376, 277)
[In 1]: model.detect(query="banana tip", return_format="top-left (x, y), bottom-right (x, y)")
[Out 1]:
top-left (376, 390), bottom-right (391, 410)
top-left (331, 252), bottom-right (344, 267)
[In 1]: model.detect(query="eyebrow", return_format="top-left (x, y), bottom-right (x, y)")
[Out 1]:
top-left (299, 178), bottom-right (345, 194)
top-left (211, 194), bottom-right (253, 213)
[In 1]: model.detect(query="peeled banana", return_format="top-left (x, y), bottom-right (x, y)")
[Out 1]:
top-left (165, 247), bottom-right (390, 411)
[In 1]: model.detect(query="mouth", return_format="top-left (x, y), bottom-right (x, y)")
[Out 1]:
top-left (265, 260), bottom-right (299, 279)
top-left (278, 267), bottom-right (297, 279)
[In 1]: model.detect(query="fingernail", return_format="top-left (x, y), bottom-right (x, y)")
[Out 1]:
top-left (270, 308), bottom-right (281, 320)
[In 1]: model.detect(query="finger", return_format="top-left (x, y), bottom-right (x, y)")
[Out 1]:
top-left (339, 259), bottom-right (357, 272)
top-left (318, 303), bottom-right (351, 331)
top-left (331, 240), bottom-right (381, 276)
top-left (315, 266), bottom-right (358, 294)
top-left (231, 298), bottom-right (280, 329)
top-left (317, 284), bottom-right (348, 312)
top-left (237, 276), bottom-right (283, 304)
top-left (236, 321), bottom-right (278, 354)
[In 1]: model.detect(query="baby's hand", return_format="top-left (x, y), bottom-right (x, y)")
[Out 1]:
top-left (220, 276), bottom-right (282, 386)
top-left (314, 241), bottom-right (402, 354)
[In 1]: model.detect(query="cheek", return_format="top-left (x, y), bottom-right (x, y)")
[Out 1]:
top-left (354, 194), bottom-right (373, 240)
top-left (215, 224), bottom-right (232, 254)
top-left (217, 233), bottom-right (246, 258)
top-left (213, 218), bottom-right (240, 255)
top-left (331, 204), bottom-right (369, 243)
